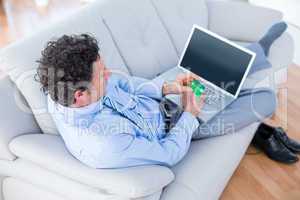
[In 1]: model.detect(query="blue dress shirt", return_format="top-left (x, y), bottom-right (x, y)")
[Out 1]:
top-left (48, 74), bottom-right (200, 168)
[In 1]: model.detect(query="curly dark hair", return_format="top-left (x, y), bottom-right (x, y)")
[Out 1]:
top-left (36, 34), bottom-right (100, 106)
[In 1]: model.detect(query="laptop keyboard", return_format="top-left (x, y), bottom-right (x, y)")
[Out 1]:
top-left (200, 82), bottom-right (225, 105)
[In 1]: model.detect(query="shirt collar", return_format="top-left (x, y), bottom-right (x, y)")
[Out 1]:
top-left (48, 95), bottom-right (104, 121)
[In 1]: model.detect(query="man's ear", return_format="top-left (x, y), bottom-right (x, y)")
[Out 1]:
top-left (72, 89), bottom-right (91, 107)
top-left (73, 89), bottom-right (84, 104)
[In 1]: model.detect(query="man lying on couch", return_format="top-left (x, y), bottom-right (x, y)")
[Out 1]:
top-left (35, 22), bottom-right (299, 168)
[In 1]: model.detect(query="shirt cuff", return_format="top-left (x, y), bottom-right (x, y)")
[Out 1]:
top-left (178, 111), bottom-right (200, 134)
top-left (151, 77), bottom-right (166, 99)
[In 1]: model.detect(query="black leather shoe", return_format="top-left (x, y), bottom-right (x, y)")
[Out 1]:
top-left (273, 127), bottom-right (300, 154)
top-left (252, 123), bottom-right (299, 164)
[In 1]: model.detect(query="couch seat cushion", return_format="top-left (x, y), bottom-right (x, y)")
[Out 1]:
top-left (161, 123), bottom-right (259, 200)
top-left (3, 178), bottom-right (68, 200)
top-left (9, 134), bottom-right (174, 198)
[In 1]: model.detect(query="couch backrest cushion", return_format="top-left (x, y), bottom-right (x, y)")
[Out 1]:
top-left (99, 0), bottom-right (179, 79)
top-left (151, 0), bottom-right (208, 56)
top-left (1, 2), bottom-right (129, 135)
top-left (1, 0), bottom-right (209, 135)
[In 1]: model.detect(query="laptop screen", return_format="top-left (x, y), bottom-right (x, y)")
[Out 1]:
top-left (180, 27), bottom-right (254, 96)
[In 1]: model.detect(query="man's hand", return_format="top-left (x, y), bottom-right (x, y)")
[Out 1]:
top-left (162, 73), bottom-right (199, 96)
top-left (176, 73), bottom-right (200, 87)
top-left (181, 87), bottom-right (205, 117)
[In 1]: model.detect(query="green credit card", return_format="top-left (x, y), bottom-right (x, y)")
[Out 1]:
top-left (190, 80), bottom-right (205, 97)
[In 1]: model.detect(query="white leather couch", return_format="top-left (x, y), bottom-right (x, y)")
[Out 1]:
top-left (0, 0), bottom-right (294, 199)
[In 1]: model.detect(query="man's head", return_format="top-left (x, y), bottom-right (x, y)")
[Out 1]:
top-left (36, 34), bottom-right (110, 108)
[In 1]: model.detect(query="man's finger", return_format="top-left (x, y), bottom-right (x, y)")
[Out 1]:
top-left (198, 94), bottom-right (206, 107)
top-left (181, 86), bottom-right (193, 94)
top-left (175, 74), bottom-right (186, 82)
top-left (176, 73), bottom-right (194, 81)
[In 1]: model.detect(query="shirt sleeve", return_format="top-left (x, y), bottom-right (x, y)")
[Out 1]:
top-left (112, 75), bottom-right (165, 100)
top-left (102, 112), bottom-right (199, 168)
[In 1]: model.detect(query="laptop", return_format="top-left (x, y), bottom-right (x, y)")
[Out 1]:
top-left (159, 25), bottom-right (256, 122)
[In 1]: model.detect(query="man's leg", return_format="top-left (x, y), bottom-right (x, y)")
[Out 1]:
top-left (243, 22), bottom-right (287, 75)
top-left (192, 88), bottom-right (276, 139)
top-left (246, 42), bottom-right (271, 75)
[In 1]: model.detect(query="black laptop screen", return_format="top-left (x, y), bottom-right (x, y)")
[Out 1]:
top-left (180, 28), bottom-right (253, 96)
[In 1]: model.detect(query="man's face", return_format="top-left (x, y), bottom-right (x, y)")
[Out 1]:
top-left (72, 57), bottom-right (110, 108)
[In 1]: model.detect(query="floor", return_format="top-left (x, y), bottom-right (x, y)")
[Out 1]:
top-left (222, 66), bottom-right (300, 200)
top-left (0, 1), bottom-right (300, 199)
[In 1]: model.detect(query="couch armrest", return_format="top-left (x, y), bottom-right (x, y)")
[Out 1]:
top-left (268, 32), bottom-right (294, 70)
top-left (268, 32), bottom-right (294, 88)
top-left (207, 1), bottom-right (283, 42)
top-left (0, 176), bottom-right (4, 200)
top-left (0, 76), bottom-right (40, 161)
top-left (9, 134), bottom-right (175, 198)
